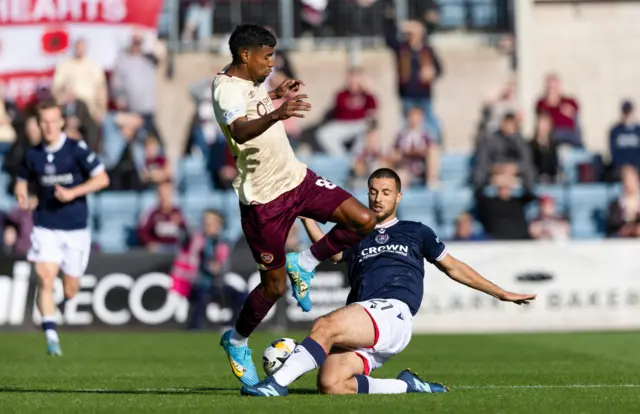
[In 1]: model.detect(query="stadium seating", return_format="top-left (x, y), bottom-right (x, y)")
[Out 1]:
top-left (398, 189), bottom-right (438, 231)
top-left (94, 192), bottom-right (141, 253)
top-left (439, 152), bottom-right (472, 189)
top-left (299, 154), bottom-right (351, 186)
top-left (568, 183), bottom-right (609, 239)
top-left (524, 184), bottom-right (567, 221)
top-left (179, 157), bottom-right (210, 193)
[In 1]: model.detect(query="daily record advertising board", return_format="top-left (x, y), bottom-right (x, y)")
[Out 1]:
top-left (1, 241), bottom-right (640, 333)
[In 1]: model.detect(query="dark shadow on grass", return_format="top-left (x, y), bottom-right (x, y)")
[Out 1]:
top-left (0, 386), bottom-right (319, 396)
top-left (0, 387), bottom-right (236, 395)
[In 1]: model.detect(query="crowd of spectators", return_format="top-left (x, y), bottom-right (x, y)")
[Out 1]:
top-left (2, 2), bottom-right (640, 264)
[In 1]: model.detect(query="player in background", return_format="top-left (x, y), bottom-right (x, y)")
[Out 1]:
top-left (15, 100), bottom-right (109, 356)
top-left (212, 24), bottom-right (377, 386)
top-left (241, 168), bottom-right (536, 396)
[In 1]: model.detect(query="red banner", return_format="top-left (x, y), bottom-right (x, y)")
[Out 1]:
top-left (0, 0), bottom-right (163, 27)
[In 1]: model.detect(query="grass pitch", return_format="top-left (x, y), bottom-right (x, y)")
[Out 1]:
top-left (0, 331), bottom-right (639, 413)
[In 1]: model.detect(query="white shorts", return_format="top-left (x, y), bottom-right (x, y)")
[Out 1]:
top-left (27, 227), bottom-right (91, 278)
top-left (352, 298), bottom-right (413, 375)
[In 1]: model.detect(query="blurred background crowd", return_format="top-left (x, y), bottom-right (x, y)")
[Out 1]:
top-left (1, 0), bottom-right (639, 262)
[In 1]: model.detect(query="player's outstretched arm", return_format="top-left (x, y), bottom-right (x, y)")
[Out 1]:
top-left (14, 179), bottom-right (30, 210)
top-left (229, 95), bottom-right (311, 144)
top-left (435, 254), bottom-right (536, 305)
top-left (299, 217), bottom-right (343, 263)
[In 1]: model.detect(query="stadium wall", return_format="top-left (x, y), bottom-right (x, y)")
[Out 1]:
top-left (1, 240), bottom-right (639, 333)
top-left (518, 0), bottom-right (640, 155)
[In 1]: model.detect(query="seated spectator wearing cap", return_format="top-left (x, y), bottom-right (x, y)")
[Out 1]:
top-left (529, 196), bottom-right (570, 240)
top-left (609, 100), bottom-right (640, 169)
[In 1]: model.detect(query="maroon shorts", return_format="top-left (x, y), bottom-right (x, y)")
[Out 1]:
top-left (240, 169), bottom-right (353, 270)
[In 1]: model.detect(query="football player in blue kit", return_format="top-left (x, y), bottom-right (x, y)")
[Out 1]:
top-left (15, 99), bottom-right (110, 356)
top-left (241, 168), bottom-right (536, 396)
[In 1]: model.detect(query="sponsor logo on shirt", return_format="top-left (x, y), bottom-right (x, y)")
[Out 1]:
top-left (360, 244), bottom-right (409, 260)
top-left (40, 173), bottom-right (74, 186)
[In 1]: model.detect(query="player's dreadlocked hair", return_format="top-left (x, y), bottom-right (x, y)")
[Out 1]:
top-left (229, 24), bottom-right (277, 62)
top-left (368, 168), bottom-right (402, 192)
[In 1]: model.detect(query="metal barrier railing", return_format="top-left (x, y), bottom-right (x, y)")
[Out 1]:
top-left (160, 0), bottom-right (514, 53)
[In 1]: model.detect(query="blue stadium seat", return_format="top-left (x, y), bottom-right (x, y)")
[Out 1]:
top-left (0, 192), bottom-right (16, 212)
top-left (438, 187), bottom-right (474, 224)
top-left (398, 189), bottom-right (437, 227)
top-left (568, 184), bottom-right (608, 239)
top-left (561, 148), bottom-right (595, 183)
top-left (139, 190), bottom-right (158, 212)
top-left (180, 157), bottom-right (210, 193)
top-left (95, 192), bottom-right (140, 250)
top-left (183, 190), bottom-right (226, 230)
top-left (439, 153), bottom-right (471, 188)
top-left (300, 155), bottom-right (351, 187)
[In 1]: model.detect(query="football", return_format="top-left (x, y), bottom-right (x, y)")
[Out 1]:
top-left (262, 337), bottom-right (298, 376)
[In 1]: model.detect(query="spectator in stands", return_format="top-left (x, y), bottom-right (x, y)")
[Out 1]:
top-left (389, 106), bottom-right (439, 188)
top-left (473, 112), bottom-right (535, 190)
top-left (347, 121), bottom-right (385, 190)
top-left (111, 33), bottom-right (164, 142)
top-left (2, 115), bottom-right (41, 195)
top-left (187, 78), bottom-right (224, 159)
top-left (530, 111), bottom-right (559, 183)
top-left (211, 145), bottom-right (237, 191)
top-left (138, 181), bottom-right (189, 253)
top-left (300, 0), bottom-right (328, 36)
top-left (609, 100), bottom-right (640, 169)
top-left (57, 83), bottom-right (100, 151)
top-left (142, 134), bottom-right (172, 187)
top-left (384, 15), bottom-right (442, 141)
top-left (479, 78), bottom-right (522, 137)
top-left (316, 67), bottom-right (377, 156)
top-left (103, 113), bottom-right (145, 191)
top-left (535, 73), bottom-right (581, 147)
top-left (453, 212), bottom-right (489, 242)
top-left (186, 209), bottom-right (238, 331)
top-left (529, 196), bottom-right (570, 240)
top-left (181, 0), bottom-right (214, 49)
top-left (606, 165), bottom-right (640, 238)
top-left (0, 84), bottom-right (18, 153)
top-left (53, 38), bottom-right (107, 122)
top-left (476, 173), bottom-right (534, 240)
top-left (2, 206), bottom-right (33, 255)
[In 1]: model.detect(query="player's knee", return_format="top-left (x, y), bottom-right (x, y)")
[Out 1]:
top-left (63, 280), bottom-right (80, 299)
top-left (262, 271), bottom-right (287, 299)
top-left (310, 315), bottom-right (336, 341)
top-left (37, 275), bottom-right (56, 292)
top-left (317, 372), bottom-right (349, 395)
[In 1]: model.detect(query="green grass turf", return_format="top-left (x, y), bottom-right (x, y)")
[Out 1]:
top-left (0, 331), bottom-right (639, 413)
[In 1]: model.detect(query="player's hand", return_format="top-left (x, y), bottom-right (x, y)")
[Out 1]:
top-left (16, 193), bottom-right (30, 210)
top-left (275, 94), bottom-right (311, 120)
top-left (499, 291), bottom-right (537, 305)
top-left (54, 185), bottom-right (77, 203)
top-left (273, 79), bottom-right (304, 99)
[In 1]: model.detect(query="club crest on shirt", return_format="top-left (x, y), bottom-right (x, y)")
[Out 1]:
top-left (44, 163), bottom-right (56, 174)
top-left (375, 229), bottom-right (389, 244)
top-left (261, 252), bottom-right (274, 264)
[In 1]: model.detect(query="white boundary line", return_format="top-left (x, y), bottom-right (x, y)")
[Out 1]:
top-left (456, 384), bottom-right (640, 390)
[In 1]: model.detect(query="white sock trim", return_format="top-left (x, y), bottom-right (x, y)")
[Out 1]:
top-left (229, 328), bottom-right (248, 347)
top-left (298, 249), bottom-right (320, 272)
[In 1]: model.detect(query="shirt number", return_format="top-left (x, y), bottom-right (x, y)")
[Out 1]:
top-left (315, 178), bottom-right (337, 190)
